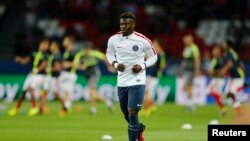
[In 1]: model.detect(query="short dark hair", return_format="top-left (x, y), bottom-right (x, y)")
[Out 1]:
top-left (225, 39), bottom-right (235, 48)
top-left (64, 34), bottom-right (75, 42)
top-left (120, 12), bottom-right (135, 21)
top-left (40, 37), bottom-right (50, 43)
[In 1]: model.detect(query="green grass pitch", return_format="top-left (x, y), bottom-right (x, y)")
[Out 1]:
top-left (0, 101), bottom-right (236, 141)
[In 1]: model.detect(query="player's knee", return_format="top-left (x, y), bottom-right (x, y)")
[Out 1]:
top-left (128, 109), bottom-right (139, 116)
top-left (28, 87), bottom-right (34, 93)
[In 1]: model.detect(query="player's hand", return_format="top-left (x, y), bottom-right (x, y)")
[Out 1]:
top-left (132, 64), bottom-right (142, 73)
top-left (76, 64), bottom-right (87, 70)
top-left (63, 61), bottom-right (72, 69)
top-left (15, 56), bottom-right (21, 62)
top-left (107, 65), bottom-right (116, 73)
top-left (117, 64), bottom-right (125, 72)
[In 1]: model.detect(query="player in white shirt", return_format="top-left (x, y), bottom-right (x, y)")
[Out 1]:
top-left (106, 12), bottom-right (157, 141)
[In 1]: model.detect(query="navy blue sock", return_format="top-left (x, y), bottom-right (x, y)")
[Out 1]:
top-left (128, 115), bottom-right (140, 141)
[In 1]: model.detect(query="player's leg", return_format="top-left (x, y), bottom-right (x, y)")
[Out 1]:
top-left (51, 77), bottom-right (68, 116)
top-left (8, 74), bottom-right (32, 116)
top-left (146, 77), bottom-right (158, 113)
top-left (55, 92), bottom-right (68, 116)
top-left (39, 76), bottom-right (50, 114)
top-left (208, 78), bottom-right (226, 114)
top-left (8, 90), bottom-right (27, 116)
top-left (183, 72), bottom-right (195, 111)
top-left (88, 71), bottom-right (113, 114)
top-left (141, 76), bottom-right (157, 117)
top-left (26, 87), bottom-right (39, 116)
top-left (118, 87), bottom-right (129, 122)
top-left (60, 72), bottom-right (77, 111)
top-left (226, 78), bottom-right (244, 114)
top-left (127, 85), bottom-right (145, 141)
top-left (39, 89), bottom-right (48, 114)
top-left (89, 88), bottom-right (114, 114)
top-left (183, 83), bottom-right (194, 110)
top-left (87, 73), bottom-right (98, 114)
top-left (28, 74), bottom-right (46, 116)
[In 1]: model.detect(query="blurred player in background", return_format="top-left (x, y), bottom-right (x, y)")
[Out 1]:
top-left (140, 39), bottom-right (166, 117)
top-left (74, 41), bottom-right (115, 115)
top-left (60, 35), bottom-right (78, 111)
top-left (106, 12), bottom-right (157, 141)
top-left (179, 34), bottom-right (201, 111)
top-left (220, 40), bottom-right (245, 114)
top-left (39, 41), bottom-right (68, 116)
top-left (208, 45), bottom-right (228, 115)
top-left (8, 38), bottom-right (49, 116)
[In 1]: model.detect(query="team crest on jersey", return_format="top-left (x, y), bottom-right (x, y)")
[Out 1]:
top-left (132, 45), bottom-right (139, 51)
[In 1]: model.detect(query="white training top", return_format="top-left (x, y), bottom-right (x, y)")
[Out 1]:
top-left (106, 31), bottom-right (158, 87)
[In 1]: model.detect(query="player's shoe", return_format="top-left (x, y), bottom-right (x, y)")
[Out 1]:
top-left (89, 107), bottom-right (97, 115)
top-left (108, 105), bottom-right (115, 113)
top-left (39, 106), bottom-right (49, 114)
top-left (28, 107), bottom-right (39, 116)
top-left (139, 109), bottom-right (151, 117)
top-left (149, 105), bottom-right (158, 113)
top-left (233, 102), bottom-right (241, 114)
top-left (137, 123), bottom-right (146, 141)
top-left (106, 100), bottom-right (115, 113)
top-left (8, 108), bottom-right (19, 116)
top-left (219, 107), bottom-right (228, 117)
top-left (58, 110), bottom-right (68, 117)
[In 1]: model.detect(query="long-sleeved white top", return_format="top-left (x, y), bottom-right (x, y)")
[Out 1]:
top-left (106, 31), bottom-right (158, 87)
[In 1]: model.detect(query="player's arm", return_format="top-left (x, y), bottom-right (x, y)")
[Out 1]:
top-left (63, 60), bottom-right (74, 69)
top-left (36, 60), bottom-right (47, 73)
top-left (106, 37), bottom-right (125, 72)
top-left (220, 60), bottom-right (233, 76)
top-left (239, 61), bottom-right (245, 73)
top-left (209, 58), bottom-right (222, 77)
top-left (132, 41), bottom-right (158, 73)
top-left (52, 61), bottom-right (62, 72)
top-left (73, 51), bottom-right (87, 70)
top-left (160, 52), bottom-right (166, 70)
top-left (90, 50), bottom-right (116, 72)
top-left (220, 53), bottom-right (233, 76)
top-left (158, 52), bottom-right (166, 77)
top-left (177, 58), bottom-right (185, 76)
top-left (15, 56), bottom-right (30, 64)
top-left (192, 46), bottom-right (201, 76)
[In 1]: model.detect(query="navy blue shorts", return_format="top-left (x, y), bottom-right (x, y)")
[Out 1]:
top-left (118, 85), bottom-right (145, 112)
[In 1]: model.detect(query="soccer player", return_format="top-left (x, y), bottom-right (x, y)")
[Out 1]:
top-left (178, 34), bottom-right (201, 111)
top-left (39, 41), bottom-right (68, 116)
top-left (8, 38), bottom-right (49, 116)
top-left (59, 35), bottom-right (78, 111)
top-left (74, 41), bottom-right (115, 115)
top-left (220, 40), bottom-right (245, 114)
top-left (140, 39), bottom-right (166, 117)
top-left (208, 45), bottom-right (228, 115)
top-left (106, 12), bottom-right (157, 141)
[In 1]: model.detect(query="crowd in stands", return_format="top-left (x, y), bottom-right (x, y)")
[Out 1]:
top-left (0, 0), bottom-right (250, 60)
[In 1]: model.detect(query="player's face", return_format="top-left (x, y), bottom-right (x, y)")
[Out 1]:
top-left (63, 37), bottom-right (72, 49)
top-left (183, 35), bottom-right (193, 46)
top-left (39, 41), bottom-right (49, 52)
top-left (83, 47), bottom-right (90, 54)
top-left (212, 46), bottom-right (222, 58)
top-left (50, 42), bottom-right (59, 53)
top-left (120, 18), bottom-right (135, 35)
